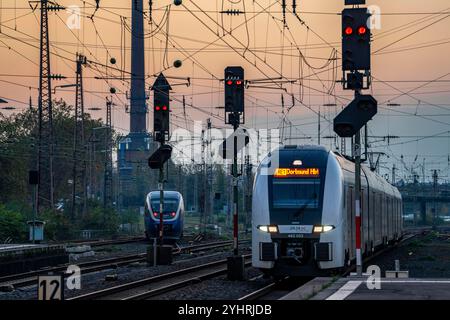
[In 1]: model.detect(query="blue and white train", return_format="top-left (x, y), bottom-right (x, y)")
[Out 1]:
top-left (144, 191), bottom-right (185, 242)
top-left (252, 145), bottom-right (402, 277)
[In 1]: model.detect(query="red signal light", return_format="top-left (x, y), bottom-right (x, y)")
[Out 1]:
top-left (236, 80), bottom-right (242, 85)
top-left (344, 26), bottom-right (353, 36)
top-left (226, 80), bottom-right (233, 86)
top-left (358, 26), bottom-right (367, 35)
top-left (162, 105), bottom-right (168, 111)
top-left (170, 212), bottom-right (176, 217)
top-left (155, 106), bottom-right (161, 111)
top-left (153, 212), bottom-right (158, 217)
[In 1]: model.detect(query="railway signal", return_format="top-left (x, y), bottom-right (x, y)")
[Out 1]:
top-left (334, 94), bottom-right (377, 137)
top-left (148, 144), bottom-right (173, 169)
top-left (336, 1), bottom-right (374, 277)
top-left (152, 73), bottom-right (172, 143)
top-left (220, 128), bottom-right (250, 159)
top-left (149, 73), bottom-right (173, 255)
top-left (224, 66), bottom-right (245, 125)
top-left (224, 66), bottom-right (246, 281)
top-left (342, 8), bottom-right (371, 72)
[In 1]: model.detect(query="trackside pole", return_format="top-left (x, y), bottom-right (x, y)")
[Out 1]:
top-left (153, 238), bottom-right (157, 267)
top-left (355, 92), bottom-right (363, 276)
top-left (159, 164), bottom-right (164, 246)
top-left (233, 134), bottom-right (239, 256)
top-left (336, 3), bottom-right (375, 277)
top-left (223, 66), bottom-right (246, 280)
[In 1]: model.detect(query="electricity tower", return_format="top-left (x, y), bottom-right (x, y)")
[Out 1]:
top-left (71, 54), bottom-right (87, 220)
top-left (36, 0), bottom-right (64, 212)
top-left (104, 97), bottom-right (114, 209)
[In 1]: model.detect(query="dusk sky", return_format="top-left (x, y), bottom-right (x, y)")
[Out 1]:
top-left (2, 0), bottom-right (450, 182)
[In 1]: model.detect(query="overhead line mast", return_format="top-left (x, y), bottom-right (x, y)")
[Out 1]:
top-left (36, 0), bottom-right (64, 212)
top-left (71, 54), bottom-right (87, 220)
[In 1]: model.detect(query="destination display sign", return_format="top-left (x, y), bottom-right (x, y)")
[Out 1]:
top-left (274, 168), bottom-right (320, 178)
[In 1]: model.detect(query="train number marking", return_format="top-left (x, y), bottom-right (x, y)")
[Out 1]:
top-left (278, 225), bottom-right (313, 234)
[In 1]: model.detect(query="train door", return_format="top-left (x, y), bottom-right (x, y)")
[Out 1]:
top-left (343, 185), bottom-right (349, 259)
top-left (389, 197), bottom-right (393, 240)
top-left (391, 198), bottom-right (395, 240)
top-left (375, 193), bottom-right (381, 246)
top-left (394, 199), bottom-right (398, 239)
top-left (370, 191), bottom-right (375, 250)
top-left (386, 197), bottom-right (390, 240)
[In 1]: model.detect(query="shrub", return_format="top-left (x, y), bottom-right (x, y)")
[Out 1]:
top-left (40, 209), bottom-right (74, 241)
top-left (0, 204), bottom-right (26, 242)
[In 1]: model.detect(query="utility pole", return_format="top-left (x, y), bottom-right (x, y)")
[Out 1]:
top-left (200, 127), bottom-right (206, 232)
top-left (318, 106), bottom-right (321, 145)
top-left (104, 97), bottom-right (114, 210)
top-left (206, 118), bottom-right (213, 226)
top-left (422, 158), bottom-right (426, 184)
top-left (244, 155), bottom-right (252, 232)
top-left (432, 169), bottom-right (438, 228)
top-left (36, 0), bottom-right (64, 212)
top-left (280, 94), bottom-right (285, 144)
top-left (71, 53), bottom-right (87, 220)
top-left (354, 92), bottom-right (362, 276)
top-left (392, 164), bottom-right (396, 185)
top-left (341, 137), bottom-right (346, 155)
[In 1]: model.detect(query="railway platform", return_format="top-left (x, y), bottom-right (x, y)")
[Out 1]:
top-left (0, 244), bottom-right (68, 276)
top-left (315, 276), bottom-right (450, 300)
top-left (280, 274), bottom-right (450, 300)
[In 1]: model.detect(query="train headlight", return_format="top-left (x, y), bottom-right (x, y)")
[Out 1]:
top-left (257, 225), bottom-right (278, 233)
top-left (313, 225), bottom-right (335, 233)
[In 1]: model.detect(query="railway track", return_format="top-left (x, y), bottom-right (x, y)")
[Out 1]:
top-left (342, 232), bottom-right (417, 276)
top-left (0, 239), bottom-right (249, 289)
top-left (239, 232), bottom-right (419, 300)
top-left (238, 276), bottom-right (313, 300)
top-left (68, 254), bottom-right (252, 300)
top-left (54, 236), bottom-right (147, 248)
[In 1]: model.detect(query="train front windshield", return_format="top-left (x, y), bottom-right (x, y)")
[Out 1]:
top-left (272, 178), bottom-right (320, 209)
top-left (150, 198), bottom-right (179, 213)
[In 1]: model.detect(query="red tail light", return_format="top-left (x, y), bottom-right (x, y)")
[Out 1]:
top-left (170, 212), bottom-right (176, 217)
top-left (226, 80), bottom-right (233, 85)
top-left (236, 80), bottom-right (242, 85)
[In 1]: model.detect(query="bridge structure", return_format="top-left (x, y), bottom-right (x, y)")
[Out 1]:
top-left (400, 187), bottom-right (450, 225)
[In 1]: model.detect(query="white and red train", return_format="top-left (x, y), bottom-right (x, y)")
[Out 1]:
top-left (252, 145), bottom-right (403, 277)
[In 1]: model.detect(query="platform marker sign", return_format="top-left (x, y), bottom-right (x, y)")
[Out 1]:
top-left (38, 275), bottom-right (64, 300)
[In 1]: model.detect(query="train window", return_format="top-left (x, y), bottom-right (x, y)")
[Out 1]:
top-left (150, 198), bottom-right (179, 213)
top-left (272, 178), bottom-right (320, 209)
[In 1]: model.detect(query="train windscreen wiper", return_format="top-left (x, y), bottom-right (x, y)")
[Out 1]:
top-left (293, 193), bottom-right (317, 217)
